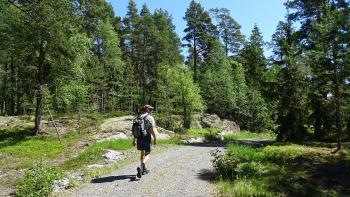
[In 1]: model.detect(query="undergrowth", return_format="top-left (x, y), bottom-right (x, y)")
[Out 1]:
top-left (214, 144), bottom-right (350, 196)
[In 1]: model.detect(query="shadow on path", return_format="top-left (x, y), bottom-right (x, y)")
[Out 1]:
top-left (91, 175), bottom-right (137, 183)
top-left (197, 169), bottom-right (216, 183)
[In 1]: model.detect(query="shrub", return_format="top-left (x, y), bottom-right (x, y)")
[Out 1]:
top-left (213, 145), bottom-right (267, 179)
top-left (16, 162), bottom-right (64, 197)
top-left (235, 162), bottom-right (268, 178)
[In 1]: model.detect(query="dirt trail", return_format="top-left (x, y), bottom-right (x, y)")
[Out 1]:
top-left (58, 145), bottom-right (218, 197)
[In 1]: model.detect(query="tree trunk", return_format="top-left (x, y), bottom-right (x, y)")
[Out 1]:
top-left (9, 55), bottom-right (16, 115)
top-left (193, 28), bottom-right (197, 82)
top-left (332, 44), bottom-right (342, 150)
top-left (34, 40), bottom-right (45, 135)
top-left (2, 61), bottom-right (8, 115)
top-left (224, 30), bottom-right (228, 56)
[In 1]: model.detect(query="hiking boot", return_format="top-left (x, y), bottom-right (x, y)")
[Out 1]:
top-left (141, 163), bottom-right (150, 175)
top-left (142, 167), bottom-right (150, 175)
top-left (137, 167), bottom-right (142, 178)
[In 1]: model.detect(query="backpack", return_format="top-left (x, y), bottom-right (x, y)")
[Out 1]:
top-left (131, 114), bottom-right (148, 138)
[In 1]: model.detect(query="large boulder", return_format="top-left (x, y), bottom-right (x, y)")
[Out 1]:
top-left (103, 149), bottom-right (123, 162)
top-left (201, 114), bottom-right (222, 128)
top-left (99, 115), bottom-right (134, 134)
top-left (157, 127), bottom-right (175, 139)
top-left (53, 178), bottom-right (69, 192)
top-left (219, 120), bottom-right (240, 135)
top-left (97, 132), bottom-right (128, 142)
top-left (198, 114), bottom-right (241, 138)
top-left (190, 114), bottom-right (202, 129)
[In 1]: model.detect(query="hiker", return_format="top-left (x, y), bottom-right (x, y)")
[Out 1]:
top-left (132, 104), bottom-right (158, 178)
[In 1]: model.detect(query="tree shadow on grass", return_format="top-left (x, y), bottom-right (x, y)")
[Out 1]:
top-left (91, 175), bottom-right (138, 183)
top-left (264, 157), bottom-right (350, 196)
top-left (0, 127), bottom-right (34, 148)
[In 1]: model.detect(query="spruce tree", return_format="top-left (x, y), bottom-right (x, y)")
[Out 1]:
top-left (240, 24), bottom-right (267, 89)
top-left (271, 20), bottom-right (308, 141)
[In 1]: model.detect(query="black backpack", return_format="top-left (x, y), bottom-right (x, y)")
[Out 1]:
top-left (131, 114), bottom-right (148, 138)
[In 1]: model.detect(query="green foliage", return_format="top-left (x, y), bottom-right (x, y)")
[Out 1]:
top-left (183, 0), bottom-right (218, 81)
top-left (212, 145), bottom-right (265, 179)
top-left (240, 24), bottom-right (267, 89)
top-left (218, 178), bottom-right (276, 197)
top-left (0, 136), bottom-right (65, 169)
top-left (209, 8), bottom-right (245, 56)
top-left (157, 137), bottom-right (185, 145)
top-left (234, 162), bottom-right (268, 178)
top-left (186, 128), bottom-right (219, 138)
top-left (261, 144), bottom-right (319, 162)
top-left (199, 44), bottom-right (236, 118)
top-left (271, 19), bottom-right (309, 142)
top-left (158, 64), bottom-right (204, 128)
top-left (16, 162), bottom-right (64, 197)
top-left (215, 143), bottom-right (350, 196)
top-left (224, 131), bottom-right (276, 141)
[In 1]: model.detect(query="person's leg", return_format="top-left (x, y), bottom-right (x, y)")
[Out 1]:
top-left (137, 150), bottom-right (145, 178)
top-left (142, 152), bottom-right (150, 163)
top-left (140, 150), bottom-right (145, 162)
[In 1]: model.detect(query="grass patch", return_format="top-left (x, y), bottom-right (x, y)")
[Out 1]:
top-left (186, 128), bottom-right (219, 138)
top-left (157, 137), bottom-right (185, 145)
top-left (0, 137), bottom-right (65, 169)
top-left (0, 129), bottom-right (93, 170)
top-left (62, 139), bottom-right (133, 170)
top-left (224, 131), bottom-right (276, 141)
top-left (218, 178), bottom-right (277, 197)
top-left (214, 143), bottom-right (350, 196)
top-left (0, 126), bottom-right (34, 148)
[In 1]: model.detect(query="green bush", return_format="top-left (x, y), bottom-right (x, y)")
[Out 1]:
top-left (235, 162), bottom-right (268, 178)
top-left (213, 145), bottom-right (267, 179)
top-left (186, 128), bottom-right (219, 138)
top-left (262, 145), bottom-right (313, 162)
top-left (16, 162), bottom-right (64, 197)
top-left (224, 131), bottom-right (276, 141)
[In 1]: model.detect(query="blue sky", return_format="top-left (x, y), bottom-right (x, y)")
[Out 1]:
top-left (107, 0), bottom-right (287, 56)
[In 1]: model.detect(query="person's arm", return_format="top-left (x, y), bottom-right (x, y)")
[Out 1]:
top-left (133, 137), bottom-right (136, 146)
top-left (151, 127), bottom-right (158, 145)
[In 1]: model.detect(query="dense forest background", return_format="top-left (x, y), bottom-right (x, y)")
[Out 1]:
top-left (1, 0), bottom-right (349, 147)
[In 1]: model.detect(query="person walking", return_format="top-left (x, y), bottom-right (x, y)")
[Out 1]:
top-left (133, 105), bottom-right (158, 178)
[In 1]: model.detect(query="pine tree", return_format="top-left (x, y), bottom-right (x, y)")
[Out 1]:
top-left (79, 0), bottom-right (123, 113)
top-left (308, 1), bottom-right (350, 149)
top-left (209, 8), bottom-right (245, 56)
top-left (183, 0), bottom-right (218, 81)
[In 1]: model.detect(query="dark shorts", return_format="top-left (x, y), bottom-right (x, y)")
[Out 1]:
top-left (137, 135), bottom-right (152, 153)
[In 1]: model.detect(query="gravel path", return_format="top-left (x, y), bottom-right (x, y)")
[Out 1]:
top-left (59, 145), bottom-right (218, 197)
